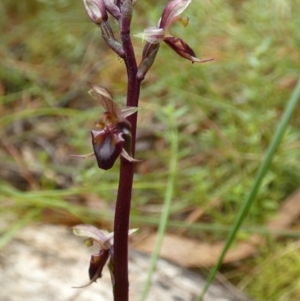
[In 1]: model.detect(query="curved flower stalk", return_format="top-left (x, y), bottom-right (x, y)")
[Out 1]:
top-left (72, 225), bottom-right (137, 287)
top-left (70, 85), bottom-right (140, 170)
top-left (136, 0), bottom-right (213, 63)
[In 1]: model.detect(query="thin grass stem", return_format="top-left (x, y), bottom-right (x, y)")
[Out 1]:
top-left (198, 77), bottom-right (300, 301)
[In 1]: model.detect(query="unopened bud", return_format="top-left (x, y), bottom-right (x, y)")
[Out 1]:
top-left (83, 0), bottom-right (107, 24)
top-left (121, 0), bottom-right (133, 31)
top-left (137, 43), bottom-right (160, 79)
top-left (104, 0), bottom-right (121, 19)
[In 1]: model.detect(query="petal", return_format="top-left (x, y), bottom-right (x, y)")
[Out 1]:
top-left (89, 85), bottom-right (113, 101)
top-left (116, 121), bottom-right (132, 153)
top-left (159, 0), bottom-right (191, 29)
top-left (105, 228), bottom-right (138, 246)
top-left (69, 152), bottom-right (95, 159)
top-left (73, 225), bottom-right (138, 246)
top-left (128, 228), bottom-right (138, 236)
top-left (120, 148), bottom-right (142, 163)
top-left (89, 84), bottom-right (134, 122)
top-left (72, 224), bottom-right (111, 248)
top-left (120, 106), bottom-right (139, 118)
top-left (164, 36), bottom-right (213, 63)
top-left (107, 256), bottom-right (115, 285)
top-left (135, 27), bottom-right (165, 44)
top-left (89, 85), bottom-right (118, 115)
top-left (189, 56), bottom-right (214, 64)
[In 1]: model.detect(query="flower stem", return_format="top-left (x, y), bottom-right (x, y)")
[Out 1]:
top-left (113, 1), bottom-right (141, 300)
top-left (113, 159), bottom-right (135, 301)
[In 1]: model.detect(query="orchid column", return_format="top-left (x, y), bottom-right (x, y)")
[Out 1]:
top-left (72, 1), bottom-right (212, 301)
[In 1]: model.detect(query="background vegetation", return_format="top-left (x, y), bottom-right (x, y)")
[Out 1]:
top-left (1, 0), bottom-right (300, 300)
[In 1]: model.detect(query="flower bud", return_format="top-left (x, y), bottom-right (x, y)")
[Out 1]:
top-left (121, 0), bottom-right (133, 31)
top-left (104, 0), bottom-right (121, 19)
top-left (137, 42), bottom-right (160, 79)
top-left (83, 0), bottom-right (107, 24)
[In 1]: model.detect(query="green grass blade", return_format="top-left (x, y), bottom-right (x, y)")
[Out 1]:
top-left (198, 77), bottom-right (300, 301)
top-left (0, 107), bottom-right (80, 127)
top-left (140, 109), bottom-right (179, 301)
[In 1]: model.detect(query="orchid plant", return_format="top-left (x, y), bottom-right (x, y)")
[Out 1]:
top-left (72, 1), bottom-right (212, 300)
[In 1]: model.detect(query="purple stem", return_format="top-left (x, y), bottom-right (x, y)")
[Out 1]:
top-left (112, 2), bottom-right (142, 300)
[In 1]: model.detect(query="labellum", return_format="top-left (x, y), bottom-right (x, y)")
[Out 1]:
top-left (91, 120), bottom-right (132, 170)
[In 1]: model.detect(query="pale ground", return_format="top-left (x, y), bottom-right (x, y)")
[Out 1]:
top-left (0, 224), bottom-right (255, 301)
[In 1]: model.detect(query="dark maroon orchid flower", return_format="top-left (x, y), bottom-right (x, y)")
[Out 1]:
top-left (72, 224), bottom-right (137, 287)
top-left (70, 85), bottom-right (139, 170)
top-left (136, 0), bottom-right (213, 63)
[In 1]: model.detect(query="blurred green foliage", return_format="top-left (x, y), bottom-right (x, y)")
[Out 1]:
top-left (1, 0), bottom-right (300, 299)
